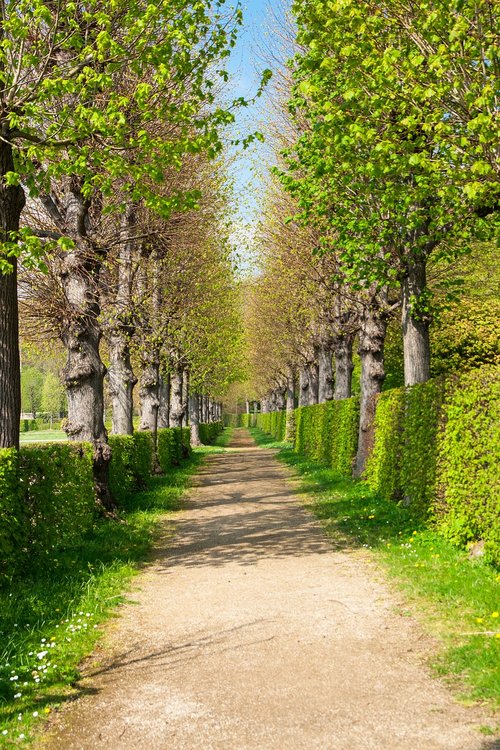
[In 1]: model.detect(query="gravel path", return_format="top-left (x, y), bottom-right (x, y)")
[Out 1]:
top-left (41, 429), bottom-right (494, 750)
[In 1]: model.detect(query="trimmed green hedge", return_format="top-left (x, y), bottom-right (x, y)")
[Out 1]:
top-left (224, 413), bottom-right (257, 428)
top-left (0, 444), bottom-right (95, 582)
top-left (108, 432), bottom-right (153, 504)
top-left (366, 367), bottom-right (499, 563)
top-left (158, 427), bottom-right (191, 471)
top-left (296, 400), bottom-right (360, 475)
top-left (199, 421), bottom-right (224, 445)
top-left (256, 411), bottom-right (286, 440)
top-left (256, 365), bottom-right (499, 564)
top-left (0, 449), bottom-right (23, 581)
top-left (436, 366), bottom-right (499, 565)
top-left (0, 427), bottom-right (193, 583)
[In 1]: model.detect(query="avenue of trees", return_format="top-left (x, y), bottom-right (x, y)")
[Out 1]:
top-left (0, 0), bottom-right (247, 506)
top-left (243, 0), bottom-right (499, 475)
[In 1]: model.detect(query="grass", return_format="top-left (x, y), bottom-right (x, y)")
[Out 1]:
top-left (0, 436), bottom-right (230, 747)
top-left (19, 431), bottom-right (67, 444)
top-left (249, 427), bottom-right (500, 714)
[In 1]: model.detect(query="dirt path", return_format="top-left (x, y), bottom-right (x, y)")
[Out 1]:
top-left (41, 429), bottom-right (494, 750)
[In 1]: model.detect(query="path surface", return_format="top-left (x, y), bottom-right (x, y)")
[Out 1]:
top-left (42, 430), bottom-right (494, 750)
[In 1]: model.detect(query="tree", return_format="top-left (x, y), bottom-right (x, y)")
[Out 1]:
top-left (0, 0), bottom-right (243, 458)
top-left (286, 0), bottom-right (499, 387)
top-left (41, 371), bottom-right (66, 417)
top-left (20, 367), bottom-right (44, 418)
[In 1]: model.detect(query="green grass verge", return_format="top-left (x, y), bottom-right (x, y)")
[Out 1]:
top-left (213, 426), bottom-right (234, 448)
top-left (0, 444), bottom-right (222, 747)
top-left (249, 427), bottom-right (500, 713)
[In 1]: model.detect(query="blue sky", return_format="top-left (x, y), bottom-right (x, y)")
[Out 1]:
top-left (225, 0), bottom-right (289, 270)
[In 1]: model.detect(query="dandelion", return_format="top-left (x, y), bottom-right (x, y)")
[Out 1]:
top-left (491, 612), bottom-right (499, 619)
top-left (476, 618), bottom-right (484, 624)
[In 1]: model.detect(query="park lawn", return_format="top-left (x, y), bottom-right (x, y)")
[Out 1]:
top-left (0, 438), bottom-right (229, 748)
top-left (19, 431), bottom-right (67, 444)
top-left (250, 427), bottom-right (500, 719)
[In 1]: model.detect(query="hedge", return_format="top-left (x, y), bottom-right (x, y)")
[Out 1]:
top-left (108, 432), bottom-right (153, 504)
top-left (224, 413), bottom-right (257, 428)
top-left (0, 427), bottom-right (192, 583)
top-left (255, 411), bottom-right (286, 440)
top-left (292, 399), bottom-right (360, 476)
top-left (157, 427), bottom-right (191, 472)
top-left (436, 366), bottom-right (499, 565)
top-left (256, 364), bottom-right (499, 564)
top-left (0, 443), bottom-right (95, 582)
top-left (199, 421), bottom-right (224, 445)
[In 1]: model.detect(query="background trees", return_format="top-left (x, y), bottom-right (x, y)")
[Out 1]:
top-left (0, 0), bottom-right (243, 451)
top-left (237, 0), bottom-right (498, 476)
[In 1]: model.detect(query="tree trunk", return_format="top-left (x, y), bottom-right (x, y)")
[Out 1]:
top-left (181, 370), bottom-right (189, 428)
top-left (245, 400), bottom-right (250, 414)
top-left (158, 374), bottom-right (170, 429)
top-left (402, 254), bottom-right (431, 385)
top-left (0, 141), bottom-right (26, 449)
top-left (139, 350), bottom-right (161, 472)
top-left (107, 204), bottom-right (137, 436)
top-left (139, 352), bottom-right (160, 433)
top-left (333, 334), bottom-right (355, 400)
top-left (354, 307), bottom-right (387, 478)
top-left (58, 181), bottom-right (112, 510)
top-left (308, 361), bottom-right (319, 405)
top-left (285, 371), bottom-right (296, 443)
top-left (170, 368), bottom-right (184, 428)
top-left (318, 345), bottom-right (334, 403)
top-left (189, 393), bottom-right (201, 446)
top-left (298, 367), bottom-right (309, 407)
top-left (108, 334), bottom-right (136, 435)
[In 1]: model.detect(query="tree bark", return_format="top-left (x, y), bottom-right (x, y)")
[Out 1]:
top-left (169, 368), bottom-right (184, 428)
top-left (333, 334), bottom-right (355, 400)
top-left (0, 141), bottom-right (26, 449)
top-left (298, 367), bottom-right (309, 407)
top-left (285, 371), bottom-right (296, 443)
top-left (189, 392), bottom-right (201, 446)
top-left (107, 204), bottom-right (137, 435)
top-left (354, 307), bottom-right (387, 478)
top-left (108, 335), bottom-right (136, 435)
top-left (402, 254), bottom-right (431, 386)
top-left (58, 180), bottom-right (112, 510)
top-left (318, 345), bottom-right (334, 403)
top-left (158, 373), bottom-right (170, 429)
top-left (308, 361), bottom-right (319, 405)
top-left (182, 370), bottom-right (189, 428)
top-left (139, 351), bottom-right (160, 433)
top-left (139, 349), bottom-right (161, 473)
